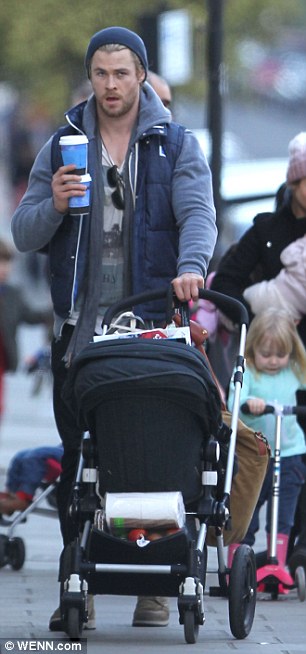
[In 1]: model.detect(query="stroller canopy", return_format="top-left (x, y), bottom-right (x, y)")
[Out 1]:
top-left (63, 338), bottom-right (222, 435)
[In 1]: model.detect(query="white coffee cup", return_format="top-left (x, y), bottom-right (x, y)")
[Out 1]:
top-left (59, 134), bottom-right (88, 175)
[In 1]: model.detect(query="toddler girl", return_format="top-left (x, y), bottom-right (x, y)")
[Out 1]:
top-left (227, 308), bottom-right (306, 567)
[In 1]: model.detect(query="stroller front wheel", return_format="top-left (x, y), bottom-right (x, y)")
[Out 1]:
top-left (183, 609), bottom-right (199, 644)
top-left (8, 537), bottom-right (26, 570)
top-left (228, 544), bottom-right (256, 639)
top-left (0, 534), bottom-right (8, 568)
top-left (66, 606), bottom-right (83, 640)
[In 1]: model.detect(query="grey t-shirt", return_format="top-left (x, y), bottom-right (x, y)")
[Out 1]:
top-left (68, 143), bottom-right (124, 333)
top-left (97, 145), bottom-right (124, 322)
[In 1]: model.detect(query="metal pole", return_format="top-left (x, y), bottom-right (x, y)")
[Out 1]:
top-left (206, 0), bottom-right (224, 235)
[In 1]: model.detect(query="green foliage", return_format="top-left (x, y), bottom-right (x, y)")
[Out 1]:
top-left (0, 0), bottom-right (155, 117)
top-left (224, 0), bottom-right (306, 101)
top-left (226, 0), bottom-right (306, 37)
top-left (0, 0), bottom-right (305, 120)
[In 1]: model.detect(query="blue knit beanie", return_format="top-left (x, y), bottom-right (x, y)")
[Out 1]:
top-left (85, 27), bottom-right (148, 79)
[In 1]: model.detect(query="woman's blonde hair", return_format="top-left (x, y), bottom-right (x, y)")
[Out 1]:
top-left (245, 308), bottom-right (306, 383)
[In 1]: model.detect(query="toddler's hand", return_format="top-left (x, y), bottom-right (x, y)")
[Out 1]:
top-left (247, 398), bottom-right (266, 415)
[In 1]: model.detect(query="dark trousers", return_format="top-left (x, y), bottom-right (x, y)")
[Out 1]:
top-left (242, 455), bottom-right (306, 547)
top-left (289, 479), bottom-right (306, 553)
top-left (51, 325), bottom-right (83, 546)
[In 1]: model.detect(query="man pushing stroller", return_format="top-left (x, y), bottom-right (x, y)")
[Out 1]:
top-left (11, 26), bottom-right (217, 630)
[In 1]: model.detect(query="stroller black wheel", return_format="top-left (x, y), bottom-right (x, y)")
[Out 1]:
top-left (8, 537), bottom-right (26, 570)
top-left (228, 544), bottom-right (256, 639)
top-left (0, 534), bottom-right (8, 568)
top-left (66, 607), bottom-right (83, 640)
top-left (183, 609), bottom-right (199, 644)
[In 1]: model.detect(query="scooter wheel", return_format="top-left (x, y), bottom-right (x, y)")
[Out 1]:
top-left (288, 546), bottom-right (306, 579)
top-left (295, 565), bottom-right (306, 602)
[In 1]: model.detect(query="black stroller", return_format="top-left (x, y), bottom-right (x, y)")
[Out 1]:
top-left (60, 288), bottom-right (256, 643)
top-left (0, 458), bottom-right (60, 571)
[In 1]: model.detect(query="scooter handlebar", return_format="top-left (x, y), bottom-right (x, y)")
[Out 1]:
top-left (241, 403), bottom-right (306, 417)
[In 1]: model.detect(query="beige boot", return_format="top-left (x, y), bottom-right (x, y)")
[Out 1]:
top-left (132, 596), bottom-right (169, 627)
top-left (49, 594), bottom-right (95, 631)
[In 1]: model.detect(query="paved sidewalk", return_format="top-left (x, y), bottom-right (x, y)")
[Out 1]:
top-left (0, 327), bottom-right (305, 652)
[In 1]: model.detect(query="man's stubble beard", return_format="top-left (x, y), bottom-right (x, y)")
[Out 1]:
top-left (99, 88), bottom-right (140, 120)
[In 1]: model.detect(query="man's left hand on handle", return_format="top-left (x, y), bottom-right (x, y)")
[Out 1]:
top-left (172, 272), bottom-right (204, 302)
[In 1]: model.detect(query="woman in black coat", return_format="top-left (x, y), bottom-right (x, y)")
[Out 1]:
top-left (212, 131), bottom-right (306, 338)
top-left (211, 132), bottom-right (306, 572)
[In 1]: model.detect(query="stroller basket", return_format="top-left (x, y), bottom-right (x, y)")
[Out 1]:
top-left (87, 527), bottom-right (191, 597)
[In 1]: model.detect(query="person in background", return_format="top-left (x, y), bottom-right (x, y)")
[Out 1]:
top-left (211, 131), bottom-right (306, 572)
top-left (227, 309), bottom-right (306, 570)
top-left (70, 80), bottom-right (92, 107)
top-left (243, 234), bottom-right (306, 321)
top-left (147, 70), bottom-right (172, 109)
top-left (8, 106), bottom-right (35, 207)
top-left (0, 238), bottom-right (51, 421)
top-left (211, 131), bottom-right (306, 343)
top-left (0, 444), bottom-right (63, 515)
top-left (8, 100), bottom-right (53, 209)
top-left (11, 26), bottom-right (217, 631)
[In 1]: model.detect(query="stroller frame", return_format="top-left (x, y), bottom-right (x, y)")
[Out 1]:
top-left (0, 473), bottom-right (59, 571)
top-left (59, 288), bottom-right (256, 643)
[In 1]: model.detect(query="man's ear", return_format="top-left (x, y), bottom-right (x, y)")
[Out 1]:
top-left (138, 70), bottom-right (146, 85)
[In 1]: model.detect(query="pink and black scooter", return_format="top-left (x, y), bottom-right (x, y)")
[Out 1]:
top-left (241, 402), bottom-right (306, 601)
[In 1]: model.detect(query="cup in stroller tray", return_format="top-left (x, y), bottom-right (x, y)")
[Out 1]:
top-left (103, 491), bottom-right (185, 540)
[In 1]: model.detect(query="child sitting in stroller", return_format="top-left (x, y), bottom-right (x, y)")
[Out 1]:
top-left (0, 444), bottom-right (63, 515)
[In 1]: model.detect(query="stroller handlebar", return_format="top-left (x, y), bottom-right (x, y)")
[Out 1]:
top-left (102, 286), bottom-right (249, 330)
top-left (241, 403), bottom-right (306, 417)
top-left (198, 289), bottom-right (249, 327)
